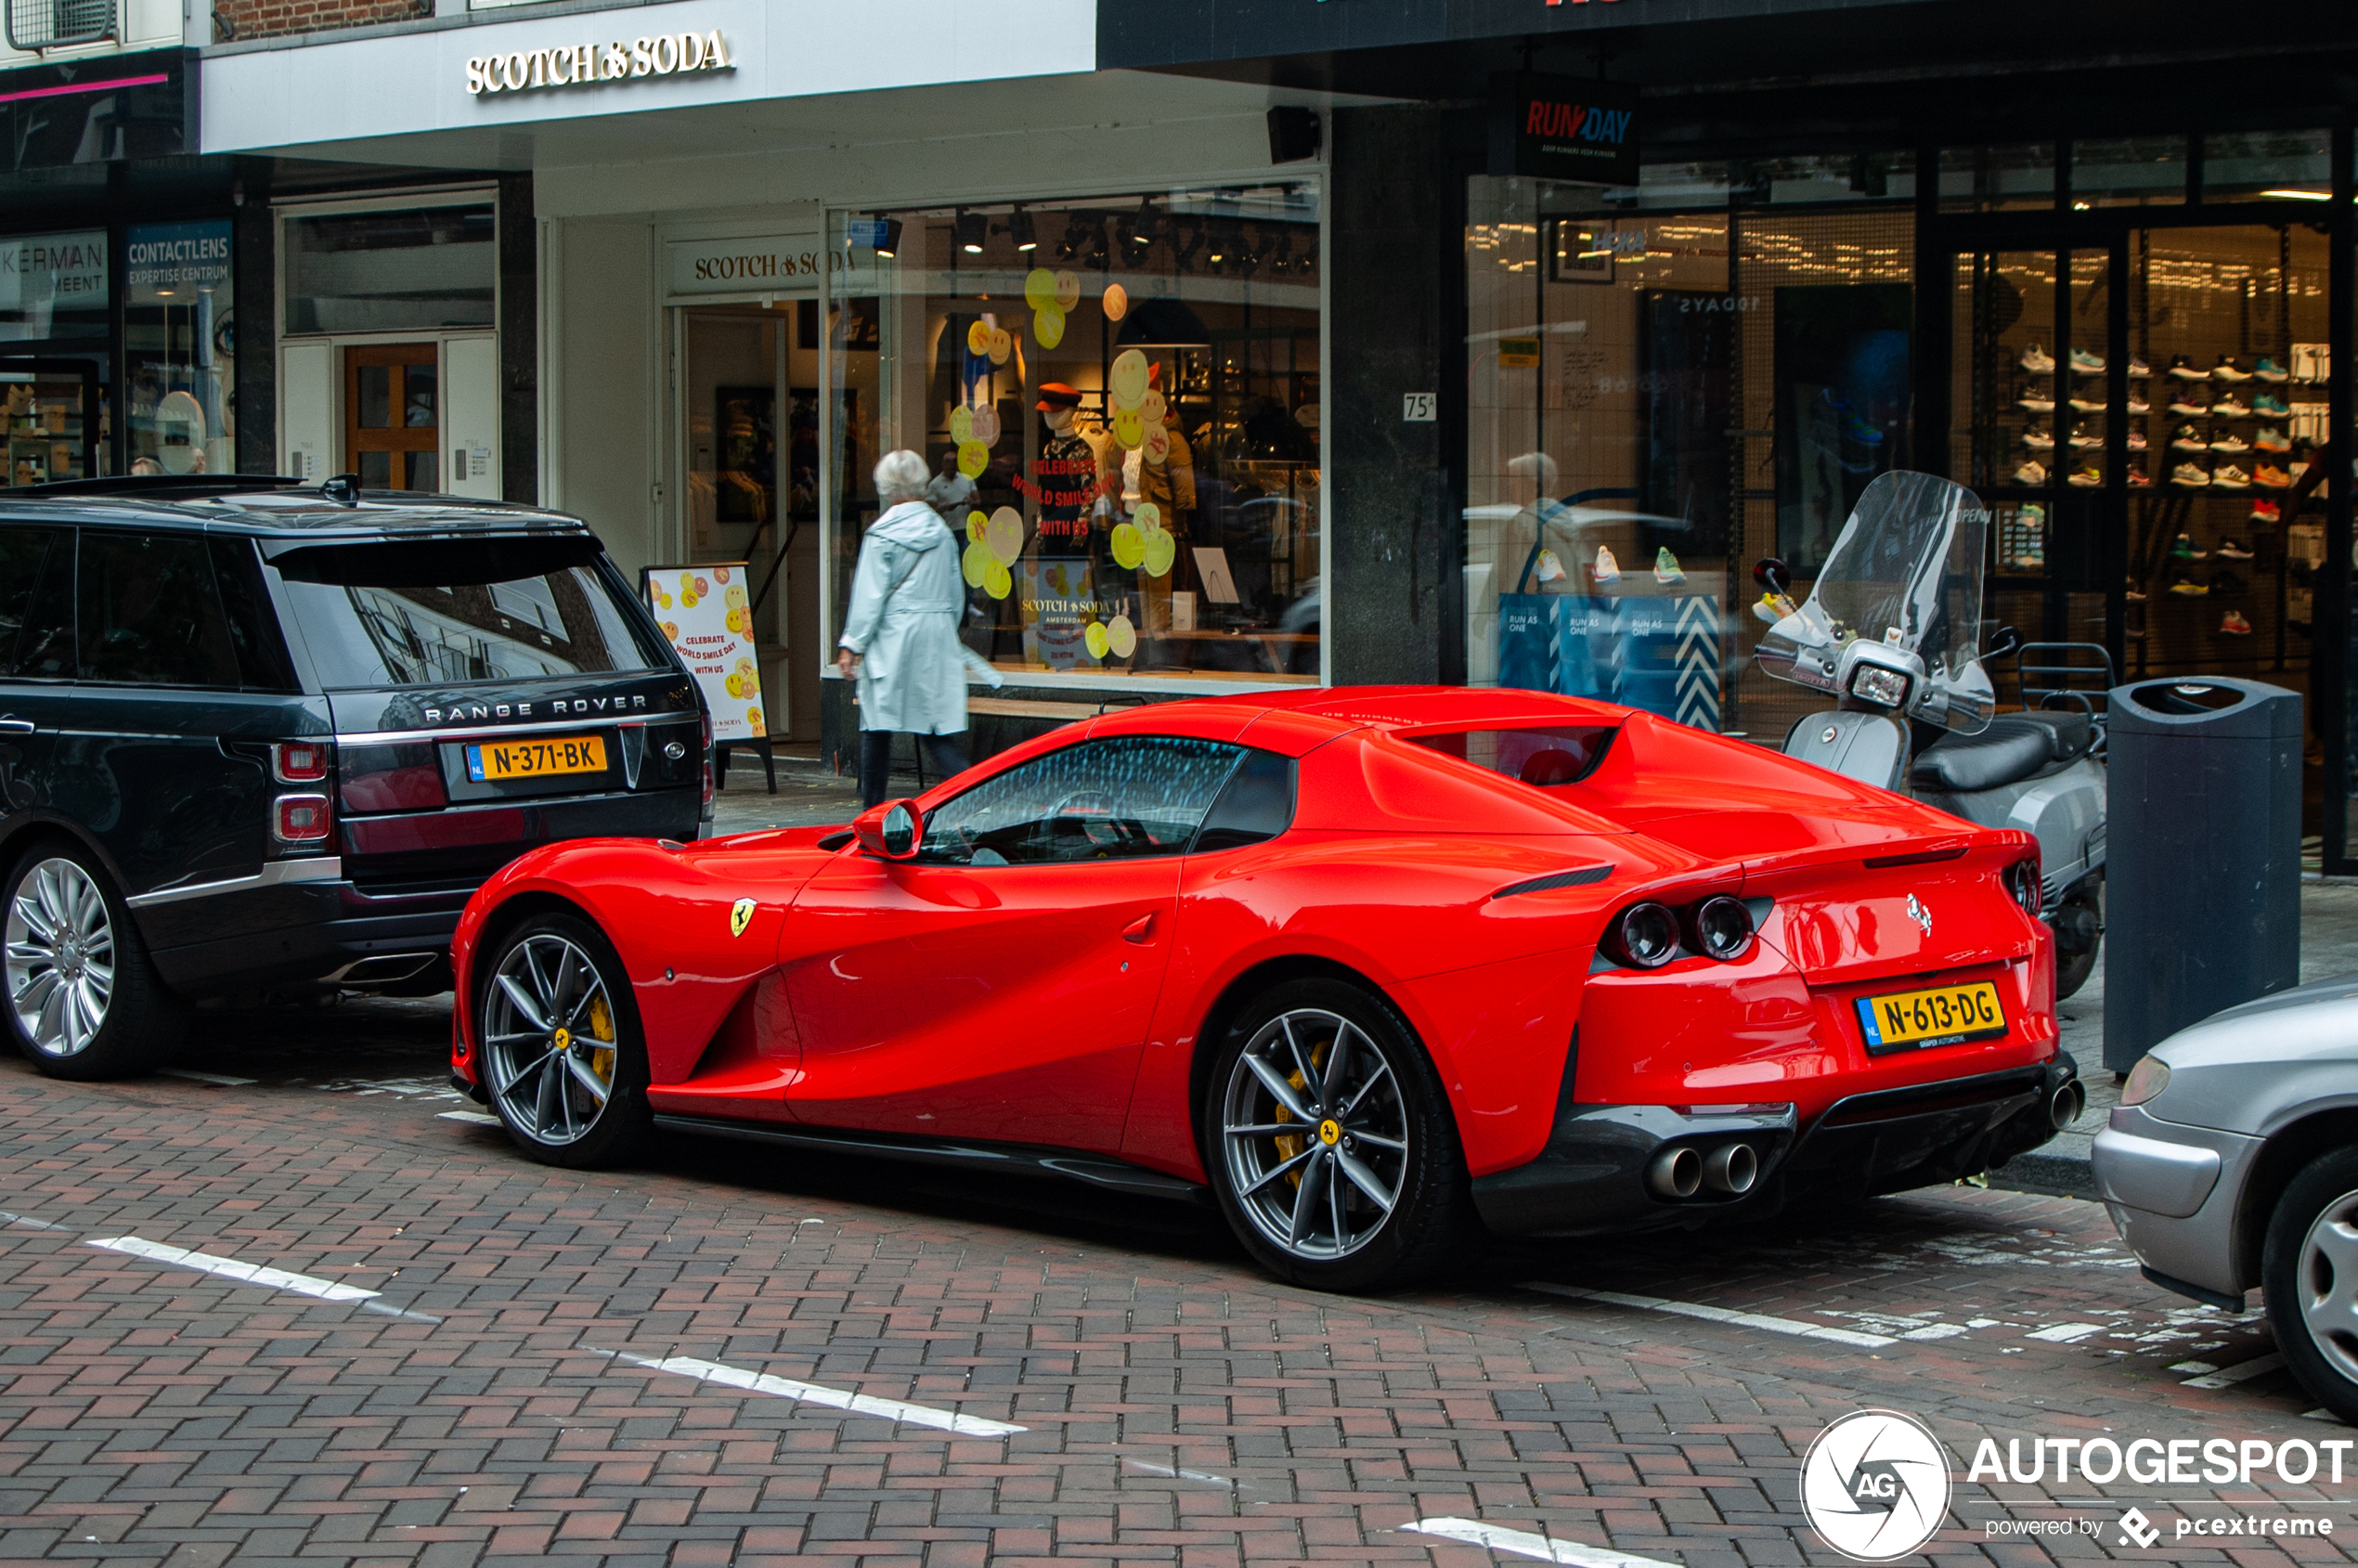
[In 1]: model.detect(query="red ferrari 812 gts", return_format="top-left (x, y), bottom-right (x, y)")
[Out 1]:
top-left (448, 687), bottom-right (2078, 1291)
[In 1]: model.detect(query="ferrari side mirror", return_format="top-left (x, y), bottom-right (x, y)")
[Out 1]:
top-left (853, 798), bottom-right (922, 859)
top-left (1753, 556), bottom-right (1792, 596)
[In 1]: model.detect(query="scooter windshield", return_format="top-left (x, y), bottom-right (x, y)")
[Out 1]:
top-left (1757, 471), bottom-right (1994, 733)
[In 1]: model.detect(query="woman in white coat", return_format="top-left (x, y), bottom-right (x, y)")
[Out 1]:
top-left (836, 449), bottom-right (1004, 808)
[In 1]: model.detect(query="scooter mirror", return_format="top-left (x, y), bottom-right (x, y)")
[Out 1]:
top-left (1753, 557), bottom-right (1792, 595)
top-left (1987, 624), bottom-right (2022, 661)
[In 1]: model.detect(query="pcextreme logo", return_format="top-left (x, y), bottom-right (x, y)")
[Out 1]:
top-left (1800, 1410), bottom-right (1952, 1562)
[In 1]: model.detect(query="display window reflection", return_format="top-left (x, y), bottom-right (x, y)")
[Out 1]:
top-left (828, 185), bottom-right (1322, 686)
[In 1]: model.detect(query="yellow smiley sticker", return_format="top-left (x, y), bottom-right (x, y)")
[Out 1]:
top-left (984, 506), bottom-right (1025, 564)
top-left (1084, 621), bottom-right (1110, 660)
top-left (968, 510), bottom-right (987, 543)
top-left (957, 441), bottom-right (990, 479)
top-left (1133, 501), bottom-right (1161, 533)
top-left (1103, 283), bottom-right (1129, 321)
top-left (1032, 305), bottom-right (1065, 349)
top-left (1110, 522), bottom-right (1146, 570)
top-left (983, 558), bottom-right (1012, 601)
top-left (1024, 267), bottom-right (1057, 311)
top-left (1144, 528), bottom-right (1176, 578)
top-left (966, 319), bottom-right (993, 356)
top-left (1108, 614), bottom-right (1137, 658)
top-left (1112, 408), bottom-right (1145, 449)
top-left (1054, 269), bottom-right (1081, 310)
top-left (1109, 349), bottom-right (1150, 408)
top-left (948, 405), bottom-right (975, 445)
top-left (1142, 423), bottom-right (1171, 466)
top-left (963, 538), bottom-right (992, 587)
top-left (988, 327), bottom-right (1012, 365)
top-left (730, 898), bottom-right (756, 938)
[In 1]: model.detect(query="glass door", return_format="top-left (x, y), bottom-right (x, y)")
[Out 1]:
top-left (0, 359), bottom-right (97, 486)
top-left (343, 343), bottom-right (438, 491)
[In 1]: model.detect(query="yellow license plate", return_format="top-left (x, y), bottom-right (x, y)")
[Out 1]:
top-left (465, 734), bottom-right (607, 783)
top-left (1856, 980), bottom-right (2007, 1054)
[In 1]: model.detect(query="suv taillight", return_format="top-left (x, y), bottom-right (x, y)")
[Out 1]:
top-left (274, 793), bottom-right (332, 847)
top-left (700, 711), bottom-right (715, 810)
top-left (274, 741), bottom-right (330, 784)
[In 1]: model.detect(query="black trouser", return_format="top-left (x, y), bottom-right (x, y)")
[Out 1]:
top-left (859, 730), bottom-right (970, 809)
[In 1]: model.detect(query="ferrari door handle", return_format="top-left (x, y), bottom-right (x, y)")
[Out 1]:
top-left (1121, 912), bottom-right (1157, 945)
top-left (0, 717), bottom-right (32, 735)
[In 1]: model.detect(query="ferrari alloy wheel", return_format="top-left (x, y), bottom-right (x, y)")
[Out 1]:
top-left (2051, 875), bottom-right (2102, 1001)
top-left (478, 913), bottom-right (650, 1168)
top-left (1207, 978), bottom-right (1473, 1292)
top-left (2266, 1147), bottom-right (2358, 1424)
top-left (2, 844), bottom-right (180, 1080)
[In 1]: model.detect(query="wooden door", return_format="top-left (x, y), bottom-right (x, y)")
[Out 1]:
top-left (343, 343), bottom-right (439, 492)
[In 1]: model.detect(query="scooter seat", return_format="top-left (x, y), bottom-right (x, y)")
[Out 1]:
top-left (1911, 716), bottom-right (2064, 794)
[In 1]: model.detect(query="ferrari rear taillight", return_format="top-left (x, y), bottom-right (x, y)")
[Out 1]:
top-left (274, 793), bottom-right (332, 846)
top-left (1689, 896), bottom-right (1756, 961)
top-left (1605, 902), bottom-right (1680, 969)
top-left (2005, 856), bottom-right (2044, 917)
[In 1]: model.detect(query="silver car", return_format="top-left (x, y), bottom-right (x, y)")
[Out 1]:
top-left (2094, 973), bottom-right (2358, 1420)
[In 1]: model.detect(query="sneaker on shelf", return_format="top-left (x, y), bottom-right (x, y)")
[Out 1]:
top-left (2171, 426), bottom-right (2210, 452)
top-left (2212, 356), bottom-right (2254, 383)
top-left (2213, 395), bottom-right (2255, 419)
top-left (2173, 465), bottom-right (2212, 489)
top-left (2014, 460), bottom-right (2050, 486)
top-left (2168, 355), bottom-right (2211, 381)
top-left (2020, 343), bottom-right (2057, 374)
top-left (2254, 356), bottom-right (2290, 383)
top-left (1653, 547), bottom-right (1686, 585)
top-left (2018, 395), bottom-right (2057, 413)
top-left (2212, 463), bottom-right (2254, 490)
top-left (2169, 576), bottom-right (2209, 596)
top-left (2252, 392), bottom-right (2291, 418)
top-left (2221, 609), bottom-right (2254, 636)
top-left (2254, 463), bottom-right (2292, 488)
top-left (2172, 532), bottom-right (2205, 558)
top-left (2067, 465), bottom-right (2103, 487)
top-left (2128, 355), bottom-right (2154, 379)
top-left (2251, 499), bottom-right (2283, 524)
top-left (2254, 426), bottom-right (2292, 453)
top-left (2213, 570), bottom-right (2248, 597)
top-left (2210, 434), bottom-right (2251, 453)
top-left (2069, 348), bottom-right (2107, 375)
top-left (2128, 394), bottom-right (2153, 414)
top-left (2127, 580), bottom-right (2149, 601)
top-left (2126, 428), bottom-right (2150, 450)
top-left (2216, 538), bottom-right (2255, 560)
top-left (2067, 433), bottom-right (2101, 449)
top-left (2127, 467), bottom-right (2154, 487)
top-left (1592, 544), bottom-right (1621, 584)
top-left (2067, 395), bottom-right (2105, 413)
top-left (2023, 429), bottom-right (2056, 450)
top-left (2168, 392), bottom-right (2209, 416)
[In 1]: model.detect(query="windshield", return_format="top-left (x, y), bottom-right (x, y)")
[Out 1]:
top-left (269, 537), bottom-right (670, 689)
top-left (1757, 472), bottom-right (1992, 732)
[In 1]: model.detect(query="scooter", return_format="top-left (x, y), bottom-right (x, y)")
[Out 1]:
top-left (1752, 471), bottom-right (2107, 998)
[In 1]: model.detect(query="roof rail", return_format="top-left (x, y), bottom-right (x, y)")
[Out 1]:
top-left (7, 473), bottom-right (303, 499)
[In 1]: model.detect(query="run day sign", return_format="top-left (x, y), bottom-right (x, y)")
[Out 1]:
top-left (642, 563), bottom-right (766, 742)
top-left (1487, 72), bottom-right (1639, 185)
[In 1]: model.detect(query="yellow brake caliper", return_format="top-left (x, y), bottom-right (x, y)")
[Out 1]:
top-left (1268, 1041), bottom-right (1328, 1187)
top-left (587, 992), bottom-right (616, 1085)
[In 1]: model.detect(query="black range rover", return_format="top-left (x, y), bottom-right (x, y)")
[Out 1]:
top-left (0, 477), bottom-right (707, 1080)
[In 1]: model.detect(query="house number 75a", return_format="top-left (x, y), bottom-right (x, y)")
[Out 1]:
top-left (1402, 393), bottom-right (1436, 421)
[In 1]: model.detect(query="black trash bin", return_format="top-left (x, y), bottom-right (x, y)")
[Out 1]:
top-left (2104, 676), bottom-right (2302, 1072)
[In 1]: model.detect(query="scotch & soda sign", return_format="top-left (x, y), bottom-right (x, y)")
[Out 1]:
top-left (468, 31), bottom-right (733, 95)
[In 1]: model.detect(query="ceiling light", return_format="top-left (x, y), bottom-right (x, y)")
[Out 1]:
top-left (1007, 206), bottom-right (1037, 252)
top-left (2262, 188), bottom-right (2333, 201)
top-left (873, 217), bottom-right (902, 258)
top-left (954, 209), bottom-right (988, 253)
top-left (1128, 197), bottom-right (1161, 253)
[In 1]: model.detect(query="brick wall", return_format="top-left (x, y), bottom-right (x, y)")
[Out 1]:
top-left (212, 0), bottom-right (426, 43)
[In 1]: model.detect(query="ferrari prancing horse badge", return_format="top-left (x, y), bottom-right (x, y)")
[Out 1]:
top-left (730, 898), bottom-right (756, 938)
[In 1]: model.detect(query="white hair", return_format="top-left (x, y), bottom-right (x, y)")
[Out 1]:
top-left (1507, 451), bottom-right (1560, 491)
top-left (875, 449), bottom-right (931, 505)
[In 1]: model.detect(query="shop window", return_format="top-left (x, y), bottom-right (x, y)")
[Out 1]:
top-left (124, 220), bottom-right (233, 478)
top-left (1465, 177), bottom-right (1912, 744)
top-left (283, 204), bottom-right (496, 335)
top-left (2204, 130), bottom-right (2331, 203)
top-left (2070, 136), bottom-right (2187, 208)
top-left (828, 186), bottom-right (1321, 687)
top-left (1758, 152), bottom-right (1914, 205)
top-left (1938, 145), bottom-right (2056, 213)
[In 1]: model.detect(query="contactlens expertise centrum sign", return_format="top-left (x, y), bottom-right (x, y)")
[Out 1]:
top-left (466, 31), bottom-right (733, 96)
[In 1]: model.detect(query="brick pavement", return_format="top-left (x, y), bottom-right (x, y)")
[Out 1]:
top-left (1, 1021), bottom-right (2353, 1568)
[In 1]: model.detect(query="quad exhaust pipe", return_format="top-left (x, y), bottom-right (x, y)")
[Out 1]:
top-left (1646, 1140), bottom-right (1760, 1199)
top-left (2049, 1080), bottom-right (2086, 1132)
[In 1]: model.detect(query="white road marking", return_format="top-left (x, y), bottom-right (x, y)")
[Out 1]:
top-left (2304, 1408), bottom-right (2345, 1423)
top-left (1524, 1282), bottom-right (1897, 1348)
top-left (0, 1209), bottom-right (68, 1231)
top-left (1122, 1458), bottom-right (1236, 1488)
top-left (2183, 1352), bottom-right (2286, 1389)
top-left (2026, 1322), bottom-right (2107, 1343)
top-left (1901, 1321), bottom-right (1970, 1341)
top-left (2170, 1359), bottom-right (2217, 1374)
top-left (157, 1069), bottom-right (256, 1086)
top-left (601, 1351), bottom-right (1025, 1436)
top-left (85, 1237), bottom-right (380, 1302)
top-left (436, 1109), bottom-right (502, 1126)
top-left (1406, 1518), bottom-right (1684, 1567)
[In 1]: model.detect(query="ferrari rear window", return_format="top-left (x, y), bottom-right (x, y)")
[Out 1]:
top-left (1407, 725), bottom-right (1614, 787)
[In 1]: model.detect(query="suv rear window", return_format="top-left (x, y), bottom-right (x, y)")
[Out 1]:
top-left (270, 538), bottom-right (669, 689)
top-left (1406, 725), bottom-right (1615, 786)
